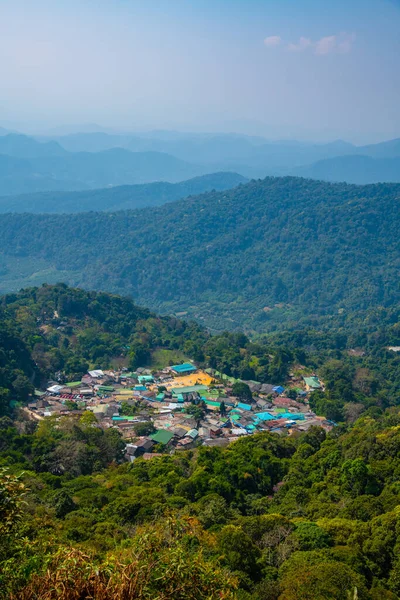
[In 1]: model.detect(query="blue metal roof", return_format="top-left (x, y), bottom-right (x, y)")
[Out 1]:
top-left (171, 363), bottom-right (197, 373)
top-left (280, 413), bottom-right (305, 420)
top-left (237, 402), bottom-right (252, 411)
top-left (254, 412), bottom-right (275, 421)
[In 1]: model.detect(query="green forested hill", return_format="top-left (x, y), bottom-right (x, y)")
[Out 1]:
top-left (0, 172), bottom-right (247, 213)
top-left (3, 284), bottom-right (400, 422)
top-left (0, 177), bottom-right (399, 332)
top-left (0, 284), bottom-right (299, 416)
top-left (0, 284), bottom-right (208, 405)
top-left (0, 313), bottom-right (36, 416)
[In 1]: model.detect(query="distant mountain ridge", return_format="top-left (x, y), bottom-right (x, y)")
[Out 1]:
top-left (0, 172), bottom-right (248, 213)
top-left (0, 142), bottom-right (215, 196)
top-left (41, 131), bottom-right (400, 184)
top-left (0, 130), bottom-right (400, 196)
top-left (294, 155), bottom-right (400, 184)
top-left (49, 132), bottom-right (360, 170)
top-left (0, 134), bottom-right (67, 158)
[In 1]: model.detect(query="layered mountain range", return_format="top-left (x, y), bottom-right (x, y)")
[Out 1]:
top-left (0, 129), bottom-right (400, 199)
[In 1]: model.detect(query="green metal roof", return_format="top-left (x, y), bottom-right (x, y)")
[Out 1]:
top-left (171, 385), bottom-right (207, 394)
top-left (304, 377), bottom-right (321, 389)
top-left (150, 429), bottom-right (174, 445)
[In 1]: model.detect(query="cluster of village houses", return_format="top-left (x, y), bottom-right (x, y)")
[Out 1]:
top-left (26, 362), bottom-right (332, 462)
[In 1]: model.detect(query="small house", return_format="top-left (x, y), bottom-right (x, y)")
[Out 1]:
top-left (303, 377), bottom-right (322, 391)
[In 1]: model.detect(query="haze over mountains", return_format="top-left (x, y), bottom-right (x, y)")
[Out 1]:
top-left (295, 155), bottom-right (400, 186)
top-left (0, 130), bottom-right (400, 202)
top-left (0, 176), bottom-right (398, 333)
top-left (42, 130), bottom-right (400, 184)
top-left (0, 172), bottom-right (247, 214)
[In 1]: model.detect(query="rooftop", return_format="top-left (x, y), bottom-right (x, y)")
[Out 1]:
top-left (150, 429), bottom-right (175, 445)
top-left (171, 362), bottom-right (197, 374)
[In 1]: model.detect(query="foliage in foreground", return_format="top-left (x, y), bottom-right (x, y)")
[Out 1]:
top-left (10, 519), bottom-right (236, 600)
top-left (2, 411), bottom-right (400, 598)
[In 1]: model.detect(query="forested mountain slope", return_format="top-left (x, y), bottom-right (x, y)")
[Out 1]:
top-left (0, 284), bottom-right (208, 414)
top-left (2, 283), bottom-right (400, 422)
top-left (0, 312), bottom-right (36, 416)
top-left (0, 172), bottom-right (247, 213)
top-left (0, 177), bottom-right (399, 332)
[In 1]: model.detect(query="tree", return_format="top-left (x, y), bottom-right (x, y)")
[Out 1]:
top-left (187, 403), bottom-right (206, 422)
top-left (79, 411), bottom-right (98, 428)
top-left (0, 387), bottom-right (10, 417)
top-left (344, 403), bottom-right (365, 423)
top-left (120, 401), bottom-right (138, 416)
top-left (218, 525), bottom-right (261, 581)
top-left (279, 561), bottom-right (369, 600)
top-left (0, 469), bottom-right (27, 536)
top-left (134, 422), bottom-right (156, 436)
top-left (293, 522), bottom-right (332, 551)
top-left (53, 490), bottom-right (77, 519)
top-left (64, 400), bottom-right (78, 411)
top-left (231, 382), bottom-right (252, 402)
top-left (12, 373), bottom-right (34, 401)
top-left (220, 401), bottom-right (227, 416)
top-left (341, 459), bottom-right (370, 497)
top-left (302, 427), bottom-right (326, 452)
top-left (197, 494), bottom-right (230, 529)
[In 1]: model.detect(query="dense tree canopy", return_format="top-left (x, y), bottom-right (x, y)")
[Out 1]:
top-left (2, 411), bottom-right (400, 598)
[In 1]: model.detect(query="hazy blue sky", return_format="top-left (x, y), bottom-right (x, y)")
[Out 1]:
top-left (0, 0), bottom-right (399, 142)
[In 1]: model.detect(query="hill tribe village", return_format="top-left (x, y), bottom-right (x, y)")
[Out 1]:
top-left (25, 362), bottom-right (334, 461)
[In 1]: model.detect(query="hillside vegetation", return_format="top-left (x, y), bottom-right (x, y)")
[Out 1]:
top-left (0, 177), bottom-right (399, 332)
top-left (3, 405), bottom-right (400, 598)
top-left (1, 283), bottom-right (400, 425)
top-left (0, 284), bottom-right (400, 598)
